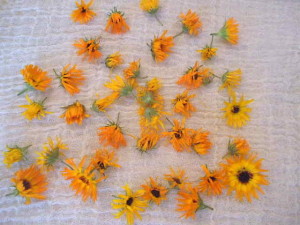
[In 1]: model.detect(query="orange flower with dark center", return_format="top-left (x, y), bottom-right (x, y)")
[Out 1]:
top-left (105, 7), bottom-right (130, 34)
top-left (73, 38), bottom-right (102, 62)
top-left (179, 9), bottom-right (202, 36)
top-left (164, 168), bottom-right (189, 190)
top-left (150, 30), bottom-right (174, 63)
top-left (90, 149), bottom-right (120, 174)
top-left (141, 177), bottom-right (168, 205)
top-left (71, 0), bottom-right (96, 24)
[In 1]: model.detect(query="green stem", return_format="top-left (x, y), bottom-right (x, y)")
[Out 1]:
top-left (210, 35), bottom-right (215, 48)
top-left (41, 97), bottom-right (47, 105)
top-left (116, 112), bottom-right (120, 125)
top-left (61, 160), bottom-right (73, 170)
top-left (53, 69), bottom-right (60, 78)
top-left (17, 88), bottom-right (29, 96)
top-left (211, 73), bottom-right (221, 79)
top-left (173, 30), bottom-right (184, 39)
top-left (210, 33), bottom-right (218, 36)
top-left (154, 13), bottom-right (163, 26)
top-left (165, 117), bottom-right (174, 126)
top-left (202, 203), bottom-right (214, 210)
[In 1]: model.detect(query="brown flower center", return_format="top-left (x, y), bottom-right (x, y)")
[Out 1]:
top-left (79, 176), bottom-right (90, 185)
top-left (97, 161), bottom-right (105, 170)
top-left (81, 7), bottom-right (86, 13)
top-left (209, 176), bottom-right (216, 182)
top-left (173, 177), bottom-right (181, 184)
top-left (237, 170), bottom-right (253, 184)
top-left (22, 179), bottom-right (31, 190)
top-left (126, 197), bottom-right (133, 206)
top-left (231, 105), bottom-right (240, 113)
top-left (151, 189), bottom-right (161, 198)
top-left (174, 130), bottom-right (183, 139)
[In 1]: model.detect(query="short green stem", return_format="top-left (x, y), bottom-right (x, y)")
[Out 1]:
top-left (17, 88), bottom-right (29, 96)
top-left (154, 13), bottom-right (163, 26)
top-left (173, 30), bottom-right (184, 39)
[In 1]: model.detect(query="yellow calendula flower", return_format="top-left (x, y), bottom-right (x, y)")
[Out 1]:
top-left (141, 177), bottom-right (168, 205)
top-left (123, 59), bottom-right (141, 80)
top-left (179, 9), bottom-right (202, 36)
top-left (146, 77), bottom-right (161, 92)
top-left (19, 95), bottom-right (52, 120)
top-left (191, 130), bottom-right (212, 155)
top-left (136, 131), bottom-right (159, 152)
top-left (225, 138), bottom-right (250, 157)
top-left (3, 145), bottom-right (30, 168)
top-left (220, 69), bottom-right (242, 90)
top-left (221, 154), bottom-right (269, 202)
top-left (73, 38), bottom-right (102, 62)
top-left (139, 104), bottom-right (165, 131)
top-left (223, 91), bottom-right (254, 128)
top-left (105, 7), bottom-right (130, 34)
top-left (197, 45), bottom-right (218, 61)
top-left (140, 0), bottom-right (162, 25)
top-left (92, 92), bottom-right (120, 112)
top-left (71, 0), bottom-right (96, 24)
top-left (212, 17), bottom-right (239, 45)
top-left (112, 185), bottom-right (148, 225)
top-left (172, 91), bottom-right (196, 118)
top-left (150, 30), bottom-right (174, 63)
top-left (36, 137), bottom-right (68, 171)
top-left (105, 52), bottom-right (124, 69)
top-left (164, 168), bottom-right (189, 190)
top-left (60, 101), bottom-right (90, 125)
top-left (105, 75), bottom-right (135, 97)
top-left (91, 149), bottom-right (121, 174)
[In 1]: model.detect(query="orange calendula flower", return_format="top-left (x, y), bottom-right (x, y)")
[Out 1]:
top-left (220, 69), bottom-right (242, 91)
top-left (9, 165), bottom-right (48, 204)
top-left (150, 30), bottom-right (174, 63)
top-left (55, 64), bottom-right (85, 95)
top-left (18, 64), bottom-right (52, 96)
top-left (226, 138), bottom-right (250, 157)
top-left (3, 145), bottom-right (30, 168)
top-left (164, 168), bottom-right (189, 190)
top-left (19, 95), bottom-right (52, 120)
top-left (105, 7), bottom-right (130, 34)
top-left (179, 9), bottom-right (202, 36)
top-left (60, 101), bottom-right (90, 125)
top-left (71, 0), bottom-right (96, 24)
top-left (177, 62), bottom-right (213, 89)
top-left (199, 165), bottom-right (225, 196)
top-left (105, 52), bottom-right (124, 70)
top-left (91, 149), bottom-right (120, 174)
top-left (141, 177), bottom-right (168, 205)
top-left (62, 157), bottom-right (105, 202)
top-left (221, 154), bottom-right (269, 202)
top-left (177, 185), bottom-right (213, 219)
top-left (197, 45), bottom-right (218, 61)
top-left (73, 38), bottom-right (102, 62)
top-left (123, 59), bottom-right (141, 80)
top-left (172, 91), bottom-right (196, 118)
top-left (105, 75), bottom-right (135, 97)
top-left (162, 119), bottom-right (193, 152)
top-left (98, 114), bottom-right (127, 149)
top-left (212, 17), bottom-right (239, 45)
top-left (139, 104), bottom-right (165, 131)
top-left (136, 131), bottom-right (160, 152)
top-left (191, 130), bottom-right (212, 155)
top-left (92, 92), bottom-right (120, 112)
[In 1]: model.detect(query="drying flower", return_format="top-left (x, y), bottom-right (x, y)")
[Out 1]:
top-left (136, 132), bottom-right (159, 152)
top-left (198, 165), bottom-right (225, 196)
top-left (177, 62), bottom-right (213, 89)
top-left (98, 114), bottom-right (127, 149)
top-left (36, 137), bottom-right (68, 171)
top-left (123, 59), bottom-right (141, 80)
top-left (105, 7), bottom-right (130, 34)
top-left (9, 165), bottom-right (47, 204)
top-left (105, 75), bottom-right (135, 97)
top-left (112, 185), bottom-right (148, 225)
top-left (92, 92), bottom-right (120, 112)
top-left (226, 138), bottom-right (250, 157)
top-left (91, 149), bottom-right (120, 174)
top-left (164, 168), bottom-right (189, 190)
top-left (179, 10), bottom-right (202, 36)
top-left (221, 154), bottom-right (269, 202)
top-left (60, 101), bottom-right (90, 125)
top-left (141, 177), bottom-right (168, 205)
top-left (197, 45), bottom-right (218, 61)
top-left (19, 95), bottom-right (52, 120)
top-left (140, 0), bottom-right (162, 25)
top-left (150, 30), bottom-right (174, 63)
top-left (71, 0), bottom-right (96, 24)
top-left (146, 77), bottom-right (161, 92)
top-left (105, 52), bottom-right (124, 69)
top-left (162, 119), bottom-right (193, 152)
top-left (73, 38), bottom-right (102, 62)
top-left (220, 69), bottom-right (242, 90)
top-left (172, 91), bottom-right (196, 118)
top-left (55, 64), bottom-right (85, 95)
top-left (177, 185), bottom-right (213, 219)
top-left (212, 17), bottom-right (239, 45)
top-left (3, 145), bottom-right (30, 168)
top-left (223, 91), bottom-right (254, 128)
top-left (18, 64), bottom-right (52, 95)
top-left (62, 157), bottom-right (105, 202)
top-left (191, 130), bottom-right (212, 155)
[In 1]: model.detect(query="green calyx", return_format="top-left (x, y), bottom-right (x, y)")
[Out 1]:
top-left (144, 107), bottom-right (158, 120)
top-left (141, 91), bottom-right (155, 105)
top-left (121, 84), bottom-right (134, 97)
top-left (45, 148), bottom-right (60, 167)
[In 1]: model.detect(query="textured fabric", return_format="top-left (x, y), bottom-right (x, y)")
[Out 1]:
top-left (0, 0), bottom-right (299, 224)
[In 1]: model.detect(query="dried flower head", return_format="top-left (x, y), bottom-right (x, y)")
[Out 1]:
top-left (164, 168), bottom-right (189, 190)
top-left (71, 0), bottom-right (96, 24)
top-left (105, 75), bottom-right (135, 97)
top-left (105, 52), bottom-right (124, 69)
top-left (136, 131), bottom-right (159, 152)
top-left (105, 7), bottom-right (130, 34)
top-left (191, 130), bottom-right (212, 155)
top-left (19, 95), bottom-right (52, 120)
top-left (150, 30), bottom-right (174, 63)
top-left (197, 45), bottom-right (218, 61)
top-left (179, 10), bottom-right (202, 36)
top-left (73, 38), bottom-right (102, 62)
top-left (91, 149), bottom-right (120, 174)
top-left (226, 138), bottom-right (250, 157)
top-left (220, 69), bottom-right (242, 91)
top-left (213, 17), bottom-right (239, 45)
top-left (92, 92), bottom-right (120, 112)
top-left (123, 59), bottom-right (141, 80)
top-left (3, 145), bottom-right (30, 168)
top-left (172, 91), bottom-right (196, 118)
top-left (60, 101), bottom-right (90, 125)
top-left (141, 177), bottom-right (168, 205)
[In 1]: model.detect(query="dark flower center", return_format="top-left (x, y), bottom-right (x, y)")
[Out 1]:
top-left (231, 105), bottom-right (240, 114)
top-left (151, 189), bottom-right (161, 198)
top-left (79, 176), bottom-right (90, 185)
top-left (22, 179), bottom-right (31, 190)
top-left (192, 74), bottom-right (199, 80)
top-left (81, 7), bottom-right (86, 13)
top-left (209, 176), bottom-right (216, 182)
top-left (192, 199), bottom-right (197, 203)
top-left (237, 170), bottom-right (253, 184)
top-left (173, 177), bottom-right (181, 184)
top-left (97, 161), bottom-right (105, 170)
top-left (174, 130), bottom-right (183, 139)
top-left (126, 197), bottom-right (133, 206)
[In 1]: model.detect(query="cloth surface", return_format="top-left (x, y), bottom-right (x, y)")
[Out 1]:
top-left (0, 0), bottom-right (299, 224)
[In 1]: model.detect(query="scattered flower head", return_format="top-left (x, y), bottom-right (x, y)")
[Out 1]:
top-left (197, 45), bottom-right (218, 61)
top-left (213, 17), bottom-right (239, 45)
top-left (164, 168), bottom-right (189, 190)
top-left (91, 149), bottom-right (120, 174)
top-left (226, 138), bottom-right (250, 157)
top-left (3, 145), bottom-right (30, 168)
top-left (220, 69), bottom-right (242, 91)
top-left (92, 92), bottom-right (120, 112)
top-left (179, 10), bottom-right (202, 36)
top-left (60, 101), bottom-right (90, 125)
top-left (172, 91), bottom-right (196, 118)
top-left (136, 131), bottom-right (160, 152)
top-left (141, 177), bottom-right (168, 205)
top-left (71, 0), bottom-right (96, 24)
top-left (150, 30), bottom-right (174, 63)
top-left (105, 75), bottom-right (135, 97)
top-left (105, 52), bottom-right (124, 70)
top-left (73, 38), bottom-right (102, 62)
top-left (19, 95), bottom-right (52, 120)
top-left (140, 0), bottom-right (160, 14)
top-left (123, 59), bottom-right (141, 80)
top-left (191, 130), bottom-right (212, 155)
top-left (105, 7), bottom-right (130, 34)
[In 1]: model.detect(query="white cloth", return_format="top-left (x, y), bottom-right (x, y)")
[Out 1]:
top-left (0, 0), bottom-right (299, 224)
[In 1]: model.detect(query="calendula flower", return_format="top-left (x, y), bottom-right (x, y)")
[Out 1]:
top-left (223, 91), bottom-right (254, 128)
top-left (172, 91), bottom-right (196, 118)
top-left (98, 114), bottom-right (127, 149)
top-left (164, 168), bottom-right (189, 190)
top-left (139, 103), bottom-right (165, 131)
top-left (221, 154), bottom-right (269, 202)
top-left (136, 131), bottom-right (159, 152)
top-left (140, 0), bottom-right (162, 25)
top-left (105, 7), bottom-right (130, 34)
top-left (191, 130), bottom-right (212, 155)
top-left (73, 38), bottom-right (102, 62)
top-left (177, 62), bottom-right (213, 89)
top-left (60, 101), bottom-right (90, 125)
top-left (92, 92), bottom-right (120, 112)
top-left (162, 119), bottom-right (193, 152)
top-left (146, 77), bottom-right (161, 92)
top-left (105, 75), bottom-right (135, 97)
top-left (62, 156), bottom-right (105, 202)
top-left (123, 59), bottom-right (141, 80)
top-left (9, 165), bottom-right (47, 204)
top-left (177, 185), bottom-right (213, 219)
top-left (212, 17), bottom-right (239, 45)
top-left (36, 137), bottom-right (68, 171)
top-left (55, 64), bottom-right (85, 95)
top-left (220, 69), bottom-right (242, 90)
top-left (150, 30), bottom-right (174, 63)
top-left (112, 185), bottom-right (148, 225)
top-left (198, 165), bottom-right (225, 196)
top-left (226, 138), bottom-right (250, 157)
top-left (19, 95), bottom-right (52, 120)
top-left (3, 145), bottom-right (30, 168)
top-left (105, 52), bottom-right (124, 70)
top-left (178, 9), bottom-right (202, 36)
top-left (141, 177), bottom-right (168, 205)
top-left (197, 45), bottom-right (218, 61)
top-left (91, 149), bottom-right (120, 174)
top-left (71, 0), bottom-right (96, 24)
top-left (18, 64), bottom-right (52, 96)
